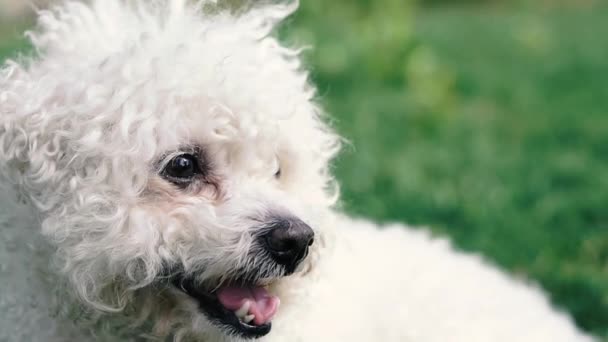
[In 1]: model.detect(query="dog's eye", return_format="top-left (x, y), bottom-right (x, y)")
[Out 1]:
top-left (162, 153), bottom-right (201, 182)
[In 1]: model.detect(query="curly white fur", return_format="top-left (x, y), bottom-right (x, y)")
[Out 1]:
top-left (0, 1), bottom-right (596, 341)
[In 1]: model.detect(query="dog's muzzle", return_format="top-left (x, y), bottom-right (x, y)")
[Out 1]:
top-left (172, 216), bottom-right (314, 339)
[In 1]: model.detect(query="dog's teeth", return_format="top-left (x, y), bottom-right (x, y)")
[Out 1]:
top-left (243, 314), bottom-right (255, 324)
top-left (235, 301), bottom-right (250, 318)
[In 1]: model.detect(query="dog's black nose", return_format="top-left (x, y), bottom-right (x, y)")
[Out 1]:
top-left (262, 218), bottom-right (314, 272)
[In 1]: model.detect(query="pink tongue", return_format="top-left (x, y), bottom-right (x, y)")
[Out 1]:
top-left (217, 286), bottom-right (280, 326)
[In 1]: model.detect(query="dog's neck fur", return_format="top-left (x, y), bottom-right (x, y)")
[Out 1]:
top-left (0, 188), bottom-right (144, 341)
top-left (0, 192), bottom-right (81, 340)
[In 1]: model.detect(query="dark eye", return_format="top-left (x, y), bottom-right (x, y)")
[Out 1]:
top-left (274, 167), bottom-right (281, 179)
top-left (162, 153), bottom-right (201, 183)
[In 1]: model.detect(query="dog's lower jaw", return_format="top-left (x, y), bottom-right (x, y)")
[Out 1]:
top-left (172, 277), bottom-right (274, 339)
top-left (165, 264), bottom-right (322, 341)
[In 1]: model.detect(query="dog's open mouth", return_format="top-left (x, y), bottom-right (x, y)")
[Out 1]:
top-left (173, 276), bottom-right (280, 339)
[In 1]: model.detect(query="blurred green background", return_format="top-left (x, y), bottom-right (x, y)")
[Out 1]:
top-left (1, 0), bottom-right (606, 339)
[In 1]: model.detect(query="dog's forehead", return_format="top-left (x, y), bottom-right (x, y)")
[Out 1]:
top-left (87, 8), bottom-right (310, 123)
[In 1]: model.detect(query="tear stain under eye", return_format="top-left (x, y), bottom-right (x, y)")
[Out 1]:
top-left (143, 174), bottom-right (226, 204)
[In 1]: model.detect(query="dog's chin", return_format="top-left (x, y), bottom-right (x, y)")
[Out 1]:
top-left (172, 274), bottom-right (283, 339)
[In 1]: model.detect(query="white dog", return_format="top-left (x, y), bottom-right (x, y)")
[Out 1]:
top-left (0, 1), bottom-right (596, 341)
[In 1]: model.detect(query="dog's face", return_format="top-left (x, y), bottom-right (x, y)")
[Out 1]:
top-left (0, 1), bottom-right (339, 340)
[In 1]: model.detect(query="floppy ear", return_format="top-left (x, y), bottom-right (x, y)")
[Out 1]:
top-left (0, 62), bottom-right (30, 184)
top-left (0, 60), bottom-right (67, 209)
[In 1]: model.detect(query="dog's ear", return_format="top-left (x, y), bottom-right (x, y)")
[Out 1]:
top-left (0, 61), bottom-right (68, 208)
top-left (0, 62), bottom-right (29, 178)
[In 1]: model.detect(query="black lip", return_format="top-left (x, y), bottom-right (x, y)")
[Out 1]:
top-left (172, 276), bottom-right (272, 339)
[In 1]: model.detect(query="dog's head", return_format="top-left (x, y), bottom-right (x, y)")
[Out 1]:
top-left (0, 0), bottom-right (340, 339)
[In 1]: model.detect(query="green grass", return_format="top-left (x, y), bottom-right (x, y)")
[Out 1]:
top-left (1, 2), bottom-right (607, 339)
